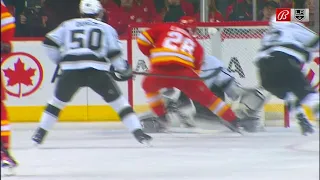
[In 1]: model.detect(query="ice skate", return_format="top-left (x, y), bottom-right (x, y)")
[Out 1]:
top-left (296, 113), bottom-right (314, 136)
top-left (133, 129), bottom-right (152, 146)
top-left (32, 127), bottom-right (48, 145)
top-left (1, 148), bottom-right (18, 176)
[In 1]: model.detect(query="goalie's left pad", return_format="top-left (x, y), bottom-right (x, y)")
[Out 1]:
top-left (139, 112), bottom-right (164, 133)
top-left (139, 89), bottom-right (197, 133)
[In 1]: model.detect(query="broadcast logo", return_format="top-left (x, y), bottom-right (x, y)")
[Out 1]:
top-left (276, 8), bottom-right (309, 22)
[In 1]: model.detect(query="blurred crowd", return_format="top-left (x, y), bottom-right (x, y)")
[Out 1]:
top-left (2, 0), bottom-right (318, 37)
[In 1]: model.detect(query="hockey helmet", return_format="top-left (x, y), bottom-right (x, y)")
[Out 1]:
top-left (79, 0), bottom-right (103, 19)
top-left (179, 16), bottom-right (197, 35)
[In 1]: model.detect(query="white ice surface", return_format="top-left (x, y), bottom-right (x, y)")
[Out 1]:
top-left (2, 122), bottom-right (319, 180)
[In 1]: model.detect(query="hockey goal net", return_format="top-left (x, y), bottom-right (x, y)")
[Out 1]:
top-left (127, 22), bottom-right (318, 127)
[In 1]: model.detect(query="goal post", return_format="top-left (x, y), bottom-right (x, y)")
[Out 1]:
top-left (127, 21), bottom-right (291, 127)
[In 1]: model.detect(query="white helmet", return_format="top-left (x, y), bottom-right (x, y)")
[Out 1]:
top-left (79, 0), bottom-right (102, 15)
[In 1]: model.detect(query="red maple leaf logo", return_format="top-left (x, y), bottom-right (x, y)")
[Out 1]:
top-left (2, 58), bottom-right (36, 97)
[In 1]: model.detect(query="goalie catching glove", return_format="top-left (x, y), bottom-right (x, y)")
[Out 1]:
top-left (109, 59), bottom-right (133, 81)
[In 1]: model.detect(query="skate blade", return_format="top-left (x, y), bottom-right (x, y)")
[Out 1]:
top-left (33, 141), bottom-right (42, 148)
top-left (302, 130), bottom-right (315, 136)
top-left (141, 139), bottom-right (153, 147)
top-left (220, 121), bottom-right (243, 135)
top-left (2, 166), bottom-right (17, 176)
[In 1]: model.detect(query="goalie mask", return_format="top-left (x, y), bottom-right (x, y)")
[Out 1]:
top-left (179, 16), bottom-right (197, 35)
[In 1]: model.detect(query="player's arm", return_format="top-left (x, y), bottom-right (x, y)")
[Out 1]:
top-left (105, 26), bottom-right (128, 71)
top-left (42, 23), bottom-right (65, 64)
top-left (136, 27), bottom-right (158, 56)
top-left (293, 23), bottom-right (319, 51)
top-left (193, 41), bottom-right (204, 71)
top-left (1, 11), bottom-right (15, 54)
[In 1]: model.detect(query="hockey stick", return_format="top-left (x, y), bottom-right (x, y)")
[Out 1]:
top-left (133, 67), bottom-right (222, 81)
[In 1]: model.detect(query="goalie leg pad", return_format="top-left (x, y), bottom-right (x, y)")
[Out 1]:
top-left (222, 79), bottom-right (244, 101)
top-left (166, 93), bottom-right (197, 128)
top-left (239, 117), bottom-right (265, 132)
top-left (239, 88), bottom-right (267, 112)
top-left (139, 112), bottom-right (165, 133)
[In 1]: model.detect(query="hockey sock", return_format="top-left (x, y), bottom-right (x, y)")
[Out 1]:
top-left (145, 92), bottom-right (167, 117)
top-left (108, 96), bottom-right (142, 132)
top-left (208, 98), bottom-right (237, 122)
top-left (295, 105), bottom-right (307, 117)
top-left (300, 92), bottom-right (319, 118)
top-left (39, 97), bottom-right (66, 131)
top-left (1, 102), bottom-right (10, 150)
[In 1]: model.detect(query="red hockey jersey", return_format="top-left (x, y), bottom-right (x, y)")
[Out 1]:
top-left (1, 0), bottom-right (16, 101)
top-left (137, 24), bottom-right (204, 70)
top-left (1, 0), bottom-right (15, 45)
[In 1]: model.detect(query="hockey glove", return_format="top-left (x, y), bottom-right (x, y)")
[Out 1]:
top-left (1, 42), bottom-right (11, 54)
top-left (110, 60), bottom-right (133, 81)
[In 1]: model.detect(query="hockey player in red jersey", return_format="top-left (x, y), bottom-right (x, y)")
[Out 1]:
top-left (1, 0), bottom-right (18, 174)
top-left (137, 16), bottom-right (241, 133)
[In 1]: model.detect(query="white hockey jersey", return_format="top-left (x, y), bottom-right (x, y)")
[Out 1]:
top-left (256, 15), bottom-right (319, 63)
top-left (43, 18), bottom-right (122, 71)
top-left (200, 55), bottom-right (232, 88)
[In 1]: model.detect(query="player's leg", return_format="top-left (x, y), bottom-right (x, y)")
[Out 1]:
top-left (1, 101), bottom-right (10, 153)
top-left (32, 70), bottom-right (82, 144)
top-left (1, 101), bottom-right (18, 173)
top-left (285, 58), bottom-right (317, 135)
top-left (175, 67), bottom-right (241, 133)
top-left (141, 70), bottom-right (170, 132)
top-left (87, 69), bottom-right (151, 143)
top-left (258, 52), bottom-right (315, 135)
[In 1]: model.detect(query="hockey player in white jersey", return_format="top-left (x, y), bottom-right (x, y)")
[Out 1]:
top-left (140, 55), bottom-right (267, 133)
top-left (32, 0), bottom-right (152, 144)
top-left (255, 15), bottom-right (319, 135)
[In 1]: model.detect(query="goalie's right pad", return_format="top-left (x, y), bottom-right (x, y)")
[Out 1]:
top-left (236, 87), bottom-right (268, 119)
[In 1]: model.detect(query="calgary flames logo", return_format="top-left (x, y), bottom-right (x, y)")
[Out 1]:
top-left (1, 52), bottom-right (44, 98)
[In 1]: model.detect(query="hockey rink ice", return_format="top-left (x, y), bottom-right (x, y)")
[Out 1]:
top-left (2, 122), bottom-right (319, 180)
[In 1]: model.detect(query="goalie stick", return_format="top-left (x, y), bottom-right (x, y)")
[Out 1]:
top-left (133, 67), bottom-right (223, 81)
top-left (50, 64), bottom-right (222, 82)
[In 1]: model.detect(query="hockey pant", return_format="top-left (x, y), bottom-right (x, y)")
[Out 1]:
top-left (142, 65), bottom-right (237, 122)
top-left (1, 101), bottom-right (10, 150)
top-left (258, 52), bottom-right (315, 101)
top-left (258, 51), bottom-right (319, 119)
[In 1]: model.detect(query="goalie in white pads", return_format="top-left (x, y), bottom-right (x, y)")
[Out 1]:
top-left (255, 15), bottom-right (319, 135)
top-left (140, 54), bottom-right (267, 133)
top-left (31, 0), bottom-right (152, 144)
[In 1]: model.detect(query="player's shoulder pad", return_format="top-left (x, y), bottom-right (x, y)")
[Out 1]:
top-left (269, 15), bottom-right (292, 28)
